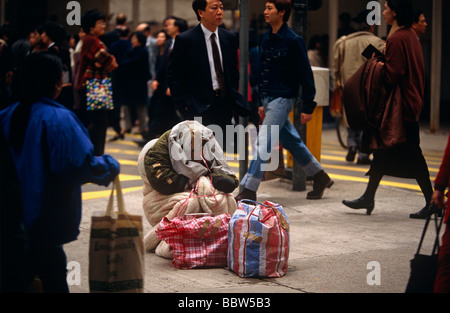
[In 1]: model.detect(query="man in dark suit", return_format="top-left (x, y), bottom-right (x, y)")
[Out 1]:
top-left (167, 0), bottom-right (249, 143)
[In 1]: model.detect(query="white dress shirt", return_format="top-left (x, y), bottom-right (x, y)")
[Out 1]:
top-left (201, 23), bottom-right (223, 91)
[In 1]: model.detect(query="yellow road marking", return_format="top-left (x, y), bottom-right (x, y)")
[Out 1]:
top-left (82, 186), bottom-right (143, 201)
top-left (105, 148), bottom-right (140, 156)
top-left (329, 173), bottom-right (424, 192)
top-left (118, 159), bottom-right (138, 166)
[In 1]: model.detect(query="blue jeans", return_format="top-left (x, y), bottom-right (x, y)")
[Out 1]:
top-left (240, 97), bottom-right (323, 192)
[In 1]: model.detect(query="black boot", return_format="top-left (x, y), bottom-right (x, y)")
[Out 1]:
top-left (409, 205), bottom-right (442, 219)
top-left (342, 196), bottom-right (375, 215)
top-left (235, 188), bottom-right (257, 202)
top-left (307, 171), bottom-right (334, 200)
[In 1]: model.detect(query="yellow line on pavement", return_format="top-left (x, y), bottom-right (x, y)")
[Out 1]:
top-left (329, 173), bottom-right (424, 192)
top-left (119, 174), bottom-right (142, 182)
top-left (321, 154), bottom-right (346, 162)
top-left (105, 148), bottom-right (140, 156)
top-left (82, 186), bottom-right (143, 201)
top-left (323, 163), bottom-right (369, 173)
top-left (118, 159), bottom-right (139, 166)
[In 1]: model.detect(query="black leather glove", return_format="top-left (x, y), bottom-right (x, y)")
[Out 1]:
top-left (212, 176), bottom-right (237, 193)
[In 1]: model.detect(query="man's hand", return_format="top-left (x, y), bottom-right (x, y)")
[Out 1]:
top-left (301, 113), bottom-right (313, 124)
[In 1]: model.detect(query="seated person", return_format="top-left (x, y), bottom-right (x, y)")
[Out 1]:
top-left (144, 120), bottom-right (238, 195)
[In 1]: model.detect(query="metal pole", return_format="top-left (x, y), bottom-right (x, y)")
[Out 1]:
top-left (291, 0), bottom-right (308, 191)
top-left (430, 0), bottom-right (442, 133)
top-left (239, 0), bottom-right (249, 190)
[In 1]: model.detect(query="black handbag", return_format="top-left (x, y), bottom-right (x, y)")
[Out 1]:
top-left (405, 205), bottom-right (445, 293)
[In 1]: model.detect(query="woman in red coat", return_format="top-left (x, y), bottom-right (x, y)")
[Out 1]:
top-left (342, 0), bottom-right (433, 218)
top-left (433, 132), bottom-right (450, 293)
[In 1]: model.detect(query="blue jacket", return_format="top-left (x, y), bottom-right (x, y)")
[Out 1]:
top-left (259, 23), bottom-right (317, 114)
top-left (0, 98), bottom-right (120, 247)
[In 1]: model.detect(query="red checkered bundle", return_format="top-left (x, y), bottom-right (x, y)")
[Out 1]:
top-left (155, 213), bottom-right (231, 269)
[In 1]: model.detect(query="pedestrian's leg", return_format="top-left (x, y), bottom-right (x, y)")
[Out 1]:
top-left (279, 118), bottom-right (333, 199)
top-left (88, 110), bottom-right (108, 156)
top-left (137, 103), bottom-right (147, 134)
top-left (279, 119), bottom-right (322, 178)
top-left (346, 128), bottom-right (359, 162)
top-left (363, 172), bottom-right (382, 200)
top-left (410, 154), bottom-right (435, 219)
top-left (33, 245), bottom-right (69, 293)
top-left (342, 172), bottom-right (381, 215)
top-left (238, 97), bottom-right (291, 197)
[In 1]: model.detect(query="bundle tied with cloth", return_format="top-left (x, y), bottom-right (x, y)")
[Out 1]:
top-left (137, 121), bottom-right (238, 259)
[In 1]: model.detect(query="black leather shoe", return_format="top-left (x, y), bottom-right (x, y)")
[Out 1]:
top-left (342, 196), bottom-right (375, 215)
top-left (346, 147), bottom-right (357, 162)
top-left (307, 171), bottom-right (334, 200)
top-left (235, 188), bottom-right (257, 202)
top-left (410, 205), bottom-right (443, 219)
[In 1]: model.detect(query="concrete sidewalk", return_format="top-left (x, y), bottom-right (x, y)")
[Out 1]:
top-left (65, 125), bottom-right (448, 294)
top-left (65, 178), bottom-right (439, 294)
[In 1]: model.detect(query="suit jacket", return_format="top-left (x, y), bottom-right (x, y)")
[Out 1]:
top-left (167, 24), bottom-right (248, 117)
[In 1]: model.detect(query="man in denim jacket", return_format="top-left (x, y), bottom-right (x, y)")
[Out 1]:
top-left (236, 0), bottom-right (333, 201)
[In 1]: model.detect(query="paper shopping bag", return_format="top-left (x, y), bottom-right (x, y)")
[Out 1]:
top-left (89, 177), bottom-right (144, 292)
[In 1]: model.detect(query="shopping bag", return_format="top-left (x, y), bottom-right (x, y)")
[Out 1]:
top-left (89, 177), bottom-right (144, 293)
top-left (405, 205), bottom-right (445, 293)
top-left (228, 200), bottom-right (290, 278)
top-left (330, 87), bottom-right (343, 118)
top-left (86, 77), bottom-right (114, 111)
top-left (155, 213), bottom-right (231, 269)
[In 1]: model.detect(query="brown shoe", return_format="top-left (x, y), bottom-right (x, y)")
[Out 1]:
top-left (307, 170), bottom-right (334, 200)
top-left (235, 188), bottom-right (257, 202)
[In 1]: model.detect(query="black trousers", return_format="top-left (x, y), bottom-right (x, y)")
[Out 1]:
top-left (87, 110), bottom-right (108, 156)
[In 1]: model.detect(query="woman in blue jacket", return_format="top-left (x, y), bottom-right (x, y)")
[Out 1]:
top-left (0, 52), bottom-right (120, 292)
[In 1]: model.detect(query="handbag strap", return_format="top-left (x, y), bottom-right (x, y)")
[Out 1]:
top-left (416, 204), bottom-right (445, 256)
top-left (106, 176), bottom-right (126, 216)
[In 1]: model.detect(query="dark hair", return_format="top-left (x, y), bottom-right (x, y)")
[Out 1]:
top-left (174, 17), bottom-right (188, 33)
top-left (387, 0), bottom-right (415, 27)
top-left (155, 29), bottom-right (169, 40)
top-left (116, 14), bottom-right (127, 25)
top-left (10, 52), bottom-right (63, 151)
top-left (352, 10), bottom-right (372, 32)
top-left (414, 9), bottom-right (424, 23)
top-left (130, 31), bottom-right (147, 46)
top-left (118, 27), bottom-right (130, 38)
top-left (42, 21), bottom-right (66, 45)
top-left (266, 0), bottom-right (293, 23)
top-left (81, 9), bottom-right (105, 34)
top-left (192, 0), bottom-right (223, 22)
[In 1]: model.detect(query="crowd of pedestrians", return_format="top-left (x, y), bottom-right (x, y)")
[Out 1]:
top-left (0, 0), bottom-right (448, 294)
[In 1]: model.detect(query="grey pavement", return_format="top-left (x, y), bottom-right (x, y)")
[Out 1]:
top-left (65, 124), bottom-right (449, 294)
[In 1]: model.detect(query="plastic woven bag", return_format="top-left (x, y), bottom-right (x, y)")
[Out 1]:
top-left (156, 213), bottom-right (231, 269)
top-left (228, 200), bottom-right (290, 278)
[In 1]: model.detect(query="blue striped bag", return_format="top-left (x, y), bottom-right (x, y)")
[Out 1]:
top-left (227, 200), bottom-right (290, 278)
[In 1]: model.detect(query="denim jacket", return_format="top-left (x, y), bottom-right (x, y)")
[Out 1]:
top-left (259, 23), bottom-right (317, 114)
